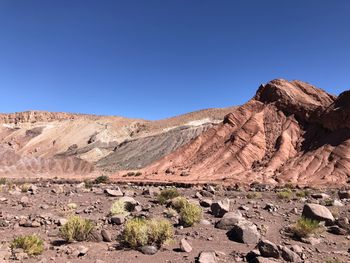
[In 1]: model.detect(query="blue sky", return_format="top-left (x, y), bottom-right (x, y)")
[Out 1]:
top-left (0, 1), bottom-right (349, 120)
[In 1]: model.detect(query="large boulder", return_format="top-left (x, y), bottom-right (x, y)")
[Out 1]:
top-left (211, 199), bottom-right (230, 217)
top-left (215, 211), bottom-right (243, 230)
top-left (302, 203), bottom-right (334, 224)
top-left (227, 220), bottom-right (260, 244)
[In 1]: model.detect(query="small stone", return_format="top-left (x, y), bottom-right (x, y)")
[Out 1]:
top-left (338, 190), bottom-right (350, 199)
top-left (258, 240), bottom-right (280, 259)
top-left (200, 199), bottom-right (212, 208)
top-left (105, 188), bottom-right (123, 197)
top-left (110, 215), bottom-right (125, 225)
top-left (140, 245), bottom-right (158, 255)
top-left (77, 246), bottom-right (89, 256)
top-left (198, 251), bottom-right (217, 263)
top-left (280, 246), bottom-right (302, 262)
top-left (180, 238), bottom-right (192, 253)
top-left (101, 229), bottom-right (112, 242)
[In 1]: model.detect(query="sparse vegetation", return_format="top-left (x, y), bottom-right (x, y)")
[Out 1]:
top-left (94, 175), bottom-right (109, 184)
top-left (291, 217), bottom-right (321, 238)
top-left (110, 199), bottom-right (129, 216)
top-left (179, 202), bottom-right (202, 227)
top-left (122, 218), bottom-right (174, 248)
top-left (20, 183), bottom-right (30, 193)
top-left (157, 188), bottom-right (180, 204)
top-left (246, 192), bottom-right (262, 199)
top-left (84, 179), bottom-right (93, 189)
top-left (324, 199), bottom-right (334, 206)
top-left (170, 196), bottom-right (189, 212)
top-left (59, 215), bottom-right (94, 242)
top-left (277, 189), bottom-right (293, 200)
top-left (296, 190), bottom-right (310, 198)
top-left (10, 235), bottom-right (44, 256)
top-left (0, 178), bottom-right (7, 185)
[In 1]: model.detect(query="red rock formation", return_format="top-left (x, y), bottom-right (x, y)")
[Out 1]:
top-left (133, 79), bottom-right (350, 186)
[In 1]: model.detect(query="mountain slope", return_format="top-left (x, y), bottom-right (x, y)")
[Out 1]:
top-left (121, 79), bottom-right (349, 186)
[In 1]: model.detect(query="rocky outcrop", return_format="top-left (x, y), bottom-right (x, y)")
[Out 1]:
top-left (134, 79), bottom-right (350, 186)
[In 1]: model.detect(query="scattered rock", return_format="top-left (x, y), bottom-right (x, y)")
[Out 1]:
top-left (227, 220), bottom-right (260, 244)
top-left (105, 188), bottom-right (123, 197)
top-left (258, 239), bottom-right (280, 259)
top-left (211, 199), bottom-right (230, 217)
top-left (215, 211), bottom-right (243, 230)
top-left (110, 215), bottom-right (125, 225)
top-left (198, 251), bottom-right (217, 263)
top-left (101, 229), bottom-right (112, 242)
top-left (140, 245), bottom-right (158, 255)
top-left (302, 203), bottom-right (334, 224)
top-left (180, 238), bottom-right (192, 253)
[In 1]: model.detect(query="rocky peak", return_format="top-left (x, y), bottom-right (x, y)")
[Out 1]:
top-left (254, 79), bottom-right (336, 121)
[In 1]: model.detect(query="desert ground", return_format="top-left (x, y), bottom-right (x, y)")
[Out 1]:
top-left (0, 179), bottom-right (350, 263)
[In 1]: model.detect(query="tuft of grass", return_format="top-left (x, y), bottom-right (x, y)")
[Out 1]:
top-left (59, 215), bottom-right (94, 242)
top-left (84, 180), bottom-right (93, 189)
top-left (246, 192), bottom-right (262, 199)
top-left (277, 189), bottom-right (293, 200)
top-left (10, 235), bottom-right (44, 256)
top-left (170, 196), bottom-right (189, 212)
top-left (94, 175), bottom-right (109, 184)
top-left (122, 218), bottom-right (174, 248)
top-left (110, 199), bottom-right (129, 216)
top-left (157, 188), bottom-right (180, 204)
top-left (179, 202), bottom-right (202, 227)
top-left (296, 190), bottom-right (311, 198)
top-left (20, 184), bottom-right (30, 193)
top-left (324, 199), bottom-right (334, 206)
top-left (0, 178), bottom-right (6, 185)
top-left (291, 217), bottom-right (321, 238)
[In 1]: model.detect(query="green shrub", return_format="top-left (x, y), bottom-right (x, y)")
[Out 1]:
top-left (291, 217), bottom-right (321, 238)
top-left (277, 189), bottom-right (293, 200)
top-left (94, 175), bottom-right (109, 184)
top-left (157, 188), bottom-right (180, 204)
top-left (179, 202), bottom-right (202, 227)
top-left (324, 199), bottom-right (334, 206)
top-left (110, 199), bottom-right (129, 216)
top-left (170, 196), bottom-right (189, 212)
top-left (122, 218), bottom-right (174, 248)
top-left (246, 192), bottom-right (262, 199)
top-left (296, 190), bottom-right (310, 198)
top-left (10, 235), bottom-right (44, 256)
top-left (59, 215), bottom-right (94, 242)
top-left (20, 184), bottom-right (30, 193)
top-left (84, 180), bottom-right (93, 189)
top-left (0, 178), bottom-right (6, 185)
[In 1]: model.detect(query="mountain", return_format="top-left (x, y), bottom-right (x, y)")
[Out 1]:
top-left (2, 79), bottom-right (349, 187)
top-left (0, 107), bottom-right (235, 179)
top-left (117, 79), bottom-right (350, 187)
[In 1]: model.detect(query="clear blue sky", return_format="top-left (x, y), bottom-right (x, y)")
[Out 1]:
top-left (0, 1), bottom-right (349, 120)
